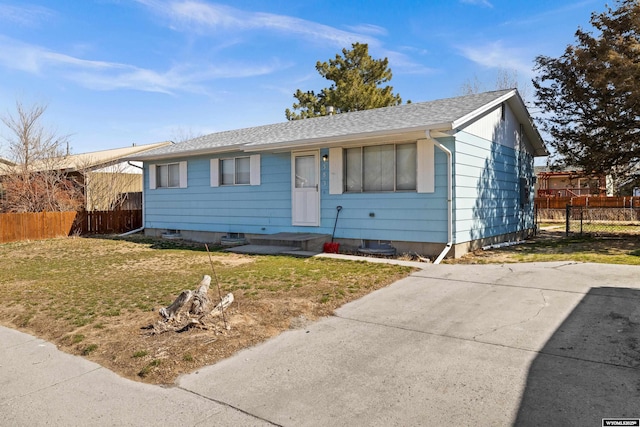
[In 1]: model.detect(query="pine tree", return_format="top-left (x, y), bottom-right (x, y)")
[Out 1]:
top-left (285, 43), bottom-right (404, 120)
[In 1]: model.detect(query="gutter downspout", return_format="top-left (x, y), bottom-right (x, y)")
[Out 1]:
top-left (119, 162), bottom-right (146, 237)
top-left (428, 131), bottom-right (453, 264)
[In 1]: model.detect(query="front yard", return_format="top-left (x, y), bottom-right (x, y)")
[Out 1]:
top-left (2, 230), bottom-right (638, 385)
top-left (0, 236), bottom-right (413, 384)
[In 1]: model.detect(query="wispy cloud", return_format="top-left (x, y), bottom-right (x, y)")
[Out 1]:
top-left (457, 40), bottom-right (534, 76)
top-left (382, 49), bottom-right (436, 75)
top-left (344, 24), bottom-right (388, 36)
top-left (136, 0), bottom-right (377, 47)
top-left (137, 1), bottom-right (431, 75)
top-left (0, 36), bottom-right (117, 74)
top-left (0, 4), bottom-right (55, 26)
top-left (460, 0), bottom-right (493, 8)
top-left (0, 35), bottom-right (281, 94)
top-left (500, 1), bottom-right (596, 28)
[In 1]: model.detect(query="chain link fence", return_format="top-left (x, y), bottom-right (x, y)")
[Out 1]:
top-left (565, 205), bottom-right (640, 236)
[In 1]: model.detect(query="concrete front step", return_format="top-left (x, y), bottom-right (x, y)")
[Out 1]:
top-left (249, 233), bottom-right (330, 252)
top-left (224, 245), bottom-right (321, 257)
top-left (225, 245), bottom-right (303, 255)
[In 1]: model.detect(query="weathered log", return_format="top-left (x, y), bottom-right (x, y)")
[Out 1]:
top-left (159, 290), bottom-right (193, 320)
top-left (190, 275), bottom-right (212, 315)
top-left (152, 275), bottom-right (234, 334)
top-left (210, 293), bottom-right (234, 317)
top-left (159, 275), bottom-right (212, 320)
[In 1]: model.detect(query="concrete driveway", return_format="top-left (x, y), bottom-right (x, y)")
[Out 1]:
top-left (2, 261), bottom-right (639, 426)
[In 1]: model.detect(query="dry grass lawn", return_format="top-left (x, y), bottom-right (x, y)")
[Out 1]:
top-left (447, 229), bottom-right (640, 265)
top-left (3, 230), bottom-right (638, 385)
top-left (0, 235), bottom-right (413, 384)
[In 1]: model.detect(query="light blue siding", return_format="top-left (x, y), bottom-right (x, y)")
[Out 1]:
top-left (452, 131), bottom-right (535, 243)
top-left (142, 130), bottom-right (534, 246)
top-left (143, 147), bottom-right (450, 244)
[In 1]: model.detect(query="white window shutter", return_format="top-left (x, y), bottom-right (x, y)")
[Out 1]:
top-left (329, 147), bottom-right (343, 195)
top-left (250, 154), bottom-right (261, 186)
top-left (179, 161), bottom-right (188, 188)
top-left (149, 164), bottom-right (157, 190)
top-left (210, 159), bottom-right (219, 187)
top-left (417, 139), bottom-right (435, 193)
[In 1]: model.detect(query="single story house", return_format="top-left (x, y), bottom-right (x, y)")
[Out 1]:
top-left (1, 142), bottom-right (170, 211)
top-left (56, 142), bottom-right (171, 210)
top-left (128, 89), bottom-right (547, 259)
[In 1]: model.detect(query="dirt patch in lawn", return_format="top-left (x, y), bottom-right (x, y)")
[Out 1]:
top-left (0, 236), bottom-right (412, 385)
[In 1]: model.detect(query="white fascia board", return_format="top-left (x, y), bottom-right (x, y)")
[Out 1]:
top-left (127, 123), bottom-right (457, 160)
top-left (124, 146), bottom-right (245, 162)
top-left (242, 123), bottom-right (454, 153)
top-left (451, 89), bottom-right (516, 130)
top-left (506, 93), bottom-right (548, 157)
top-left (452, 89), bottom-right (548, 157)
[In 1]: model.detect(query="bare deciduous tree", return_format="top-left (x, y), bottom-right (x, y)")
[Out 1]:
top-left (459, 68), bottom-right (530, 102)
top-left (170, 127), bottom-right (202, 144)
top-left (0, 101), bottom-right (82, 212)
top-left (78, 159), bottom-right (141, 211)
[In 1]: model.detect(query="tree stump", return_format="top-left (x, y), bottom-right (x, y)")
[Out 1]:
top-left (151, 275), bottom-right (233, 334)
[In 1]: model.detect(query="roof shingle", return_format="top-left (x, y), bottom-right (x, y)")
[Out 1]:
top-left (131, 89), bottom-right (544, 159)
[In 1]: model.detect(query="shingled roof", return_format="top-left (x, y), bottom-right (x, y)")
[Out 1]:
top-left (0, 141), bottom-right (171, 175)
top-left (130, 89), bottom-right (546, 160)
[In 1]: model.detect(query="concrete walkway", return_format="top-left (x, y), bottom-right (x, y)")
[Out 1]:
top-left (2, 262), bottom-right (639, 426)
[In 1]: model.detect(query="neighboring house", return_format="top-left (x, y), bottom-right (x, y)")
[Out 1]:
top-left (535, 167), bottom-right (610, 197)
top-left (128, 89), bottom-right (547, 258)
top-left (1, 142), bottom-right (170, 211)
top-left (0, 158), bottom-right (14, 200)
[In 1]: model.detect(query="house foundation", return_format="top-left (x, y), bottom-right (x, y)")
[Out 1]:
top-left (144, 228), bottom-right (536, 260)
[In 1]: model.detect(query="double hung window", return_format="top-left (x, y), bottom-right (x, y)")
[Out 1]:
top-left (150, 161), bottom-right (187, 189)
top-left (156, 163), bottom-right (180, 188)
top-left (210, 155), bottom-right (260, 187)
top-left (221, 157), bottom-right (250, 185)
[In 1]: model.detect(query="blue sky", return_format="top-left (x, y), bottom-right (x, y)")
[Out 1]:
top-left (0, 0), bottom-right (601, 155)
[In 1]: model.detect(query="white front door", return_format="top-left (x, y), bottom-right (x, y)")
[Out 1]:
top-left (292, 151), bottom-right (320, 226)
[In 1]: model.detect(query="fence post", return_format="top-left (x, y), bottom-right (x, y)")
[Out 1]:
top-left (565, 204), bottom-right (571, 236)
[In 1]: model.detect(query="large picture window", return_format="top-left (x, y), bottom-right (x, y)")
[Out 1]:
top-left (221, 157), bottom-right (250, 185)
top-left (344, 143), bottom-right (417, 192)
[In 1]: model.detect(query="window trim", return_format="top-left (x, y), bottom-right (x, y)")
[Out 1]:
top-left (220, 156), bottom-right (251, 186)
top-left (344, 142), bottom-right (418, 193)
top-left (210, 154), bottom-right (261, 187)
top-left (149, 161), bottom-right (187, 189)
top-left (329, 139), bottom-right (434, 195)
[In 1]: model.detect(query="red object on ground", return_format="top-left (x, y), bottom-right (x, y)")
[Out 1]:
top-left (323, 242), bottom-right (340, 253)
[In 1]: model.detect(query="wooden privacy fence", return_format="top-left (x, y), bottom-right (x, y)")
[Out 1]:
top-left (535, 196), bottom-right (640, 210)
top-left (0, 210), bottom-right (142, 243)
top-left (0, 211), bottom-right (77, 243)
top-left (73, 210), bottom-right (142, 235)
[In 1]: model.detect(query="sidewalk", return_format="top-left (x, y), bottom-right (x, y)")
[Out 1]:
top-left (0, 327), bottom-right (272, 426)
top-left (2, 262), bottom-right (639, 426)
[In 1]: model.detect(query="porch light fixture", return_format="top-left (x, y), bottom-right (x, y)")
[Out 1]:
top-left (322, 154), bottom-right (328, 162)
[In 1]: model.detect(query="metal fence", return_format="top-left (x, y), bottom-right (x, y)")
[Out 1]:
top-left (565, 205), bottom-right (640, 236)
